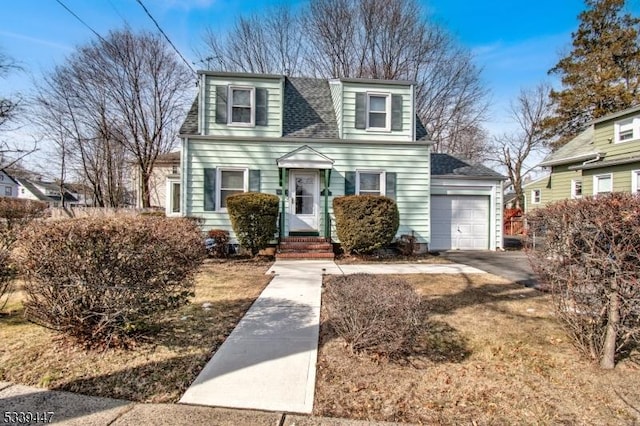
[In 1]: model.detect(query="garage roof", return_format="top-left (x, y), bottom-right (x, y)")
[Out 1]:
top-left (431, 153), bottom-right (506, 180)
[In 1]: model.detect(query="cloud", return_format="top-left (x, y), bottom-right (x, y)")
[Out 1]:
top-left (0, 30), bottom-right (72, 52)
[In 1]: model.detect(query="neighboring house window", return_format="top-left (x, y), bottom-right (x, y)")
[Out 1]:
top-left (356, 170), bottom-right (386, 196)
top-left (571, 180), bottom-right (582, 199)
top-left (169, 182), bottom-right (180, 214)
top-left (172, 165), bottom-right (178, 174)
top-left (593, 174), bottom-right (612, 195)
top-left (4, 186), bottom-right (11, 196)
top-left (632, 170), bottom-right (640, 194)
top-left (531, 189), bottom-right (541, 204)
top-left (0, 175), bottom-right (4, 181)
top-left (218, 168), bottom-right (248, 210)
top-left (228, 86), bottom-right (255, 126)
top-left (366, 93), bottom-right (390, 131)
top-left (614, 117), bottom-right (640, 143)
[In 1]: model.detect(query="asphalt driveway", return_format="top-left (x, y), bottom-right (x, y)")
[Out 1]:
top-left (440, 250), bottom-right (539, 288)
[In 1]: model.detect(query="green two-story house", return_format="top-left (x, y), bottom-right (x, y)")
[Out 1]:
top-left (178, 71), bottom-right (505, 255)
top-left (525, 105), bottom-right (640, 212)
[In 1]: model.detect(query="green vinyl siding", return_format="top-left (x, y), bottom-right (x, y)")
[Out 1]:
top-left (185, 139), bottom-right (431, 243)
top-left (341, 82), bottom-right (413, 141)
top-left (582, 162), bottom-right (640, 194)
top-left (203, 76), bottom-right (282, 138)
top-left (593, 112), bottom-right (640, 160)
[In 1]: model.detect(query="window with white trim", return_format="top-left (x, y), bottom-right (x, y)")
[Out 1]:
top-left (228, 86), bottom-right (255, 126)
top-left (366, 93), bottom-right (390, 131)
top-left (218, 168), bottom-right (248, 209)
top-left (4, 186), bottom-right (11, 196)
top-left (614, 116), bottom-right (640, 143)
top-left (170, 182), bottom-right (180, 214)
top-left (593, 174), bottom-right (612, 195)
top-left (571, 179), bottom-right (582, 199)
top-left (356, 170), bottom-right (386, 196)
top-left (632, 170), bottom-right (640, 194)
top-left (531, 189), bottom-right (541, 204)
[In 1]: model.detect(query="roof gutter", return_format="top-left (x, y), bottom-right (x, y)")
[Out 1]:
top-left (538, 152), bottom-right (600, 167)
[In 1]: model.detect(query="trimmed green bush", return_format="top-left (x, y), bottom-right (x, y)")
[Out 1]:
top-left (226, 192), bottom-right (279, 256)
top-left (324, 274), bottom-right (423, 356)
top-left (333, 195), bottom-right (399, 254)
top-left (15, 216), bottom-right (205, 348)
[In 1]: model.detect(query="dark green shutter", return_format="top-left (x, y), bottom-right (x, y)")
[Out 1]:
top-left (215, 85), bottom-right (227, 124)
top-left (344, 171), bottom-right (356, 195)
top-left (204, 168), bottom-right (216, 210)
top-left (385, 172), bottom-right (396, 200)
top-left (249, 169), bottom-right (261, 192)
top-left (391, 95), bottom-right (403, 131)
top-left (355, 93), bottom-right (366, 129)
top-left (255, 88), bottom-right (268, 126)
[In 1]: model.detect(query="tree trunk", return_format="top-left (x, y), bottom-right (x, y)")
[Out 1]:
top-left (140, 170), bottom-right (151, 208)
top-left (600, 289), bottom-right (620, 369)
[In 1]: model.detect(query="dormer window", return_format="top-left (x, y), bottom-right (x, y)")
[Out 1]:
top-left (614, 117), bottom-right (639, 143)
top-left (367, 93), bottom-right (391, 131)
top-left (228, 86), bottom-right (255, 126)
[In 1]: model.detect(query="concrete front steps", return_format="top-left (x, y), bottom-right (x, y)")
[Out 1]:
top-left (276, 237), bottom-right (335, 259)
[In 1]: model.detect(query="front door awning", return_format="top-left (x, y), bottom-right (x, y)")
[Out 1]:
top-left (276, 145), bottom-right (334, 169)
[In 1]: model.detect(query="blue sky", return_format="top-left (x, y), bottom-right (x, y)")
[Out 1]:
top-left (1, 0), bottom-right (640, 162)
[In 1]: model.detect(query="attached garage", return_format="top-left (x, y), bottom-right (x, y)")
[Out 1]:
top-left (430, 154), bottom-right (506, 251)
top-left (431, 195), bottom-right (489, 250)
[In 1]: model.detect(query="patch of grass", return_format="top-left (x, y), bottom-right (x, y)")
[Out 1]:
top-left (0, 259), bottom-right (272, 402)
top-left (315, 273), bottom-right (640, 424)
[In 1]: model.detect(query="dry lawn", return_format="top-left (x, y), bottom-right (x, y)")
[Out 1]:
top-left (0, 259), bottom-right (272, 402)
top-left (315, 273), bottom-right (640, 424)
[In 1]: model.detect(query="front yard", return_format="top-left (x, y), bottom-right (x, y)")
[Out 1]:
top-left (0, 259), bottom-right (272, 402)
top-left (314, 273), bottom-right (640, 424)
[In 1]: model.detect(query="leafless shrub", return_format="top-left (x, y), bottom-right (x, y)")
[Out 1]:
top-left (527, 193), bottom-right (640, 368)
top-left (324, 274), bottom-right (423, 357)
top-left (14, 216), bottom-right (205, 348)
top-left (0, 197), bottom-right (47, 311)
top-left (206, 229), bottom-right (230, 258)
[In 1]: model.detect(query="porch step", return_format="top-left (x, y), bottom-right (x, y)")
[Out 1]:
top-left (276, 237), bottom-right (335, 259)
top-left (280, 237), bottom-right (329, 243)
top-left (276, 252), bottom-right (335, 259)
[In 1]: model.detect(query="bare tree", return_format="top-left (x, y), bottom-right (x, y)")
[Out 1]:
top-left (0, 47), bottom-right (38, 169)
top-left (199, 6), bottom-right (305, 75)
top-left (34, 29), bottom-right (193, 207)
top-left (201, 0), bottom-right (489, 156)
top-left (490, 84), bottom-right (551, 208)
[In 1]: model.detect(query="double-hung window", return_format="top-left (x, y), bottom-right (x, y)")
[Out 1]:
top-left (356, 170), bottom-right (385, 196)
top-left (228, 86), bottom-right (255, 126)
top-left (615, 117), bottom-right (640, 143)
top-left (531, 189), bottom-right (541, 204)
top-left (366, 93), bottom-right (390, 131)
top-left (571, 180), bottom-right (582, 199)
top-left (5, 186), bottom-right (11, 196)
top-left (593, 174), bottom-right (612, 195)
top-left (218, 168), bottom-right (248, 209)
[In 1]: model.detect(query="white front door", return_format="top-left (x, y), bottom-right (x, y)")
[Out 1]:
top-left (288, 170), bottom-right (319, 232)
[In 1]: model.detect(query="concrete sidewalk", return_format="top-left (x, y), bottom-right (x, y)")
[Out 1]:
top-left (0, 381), bottom-right (392, 425)
top-left (179, 260), bottom-right (338, 413)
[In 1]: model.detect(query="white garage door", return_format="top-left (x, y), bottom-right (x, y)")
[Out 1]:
top-left (430, 195), bottom-right (489, 250)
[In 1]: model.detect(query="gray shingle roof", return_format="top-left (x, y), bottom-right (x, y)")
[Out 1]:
top-left (179, 96), bottom-right (199, 135)
top-left (15, 178), bottom-right (78, 203)
top-left (178, 74), bottom-right (432, 141)
top-left (431, 153), bottom-right (506, 179)
top-left (539, 127), bottom-right (597, 166)
top-left (282, 77), bottom-right (339, 138)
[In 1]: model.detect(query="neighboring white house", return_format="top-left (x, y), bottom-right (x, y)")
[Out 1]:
top-left (15, 177), bottom-right (78, 207)
top-left (131, 151), bottom-right (181, 215)
top-left (0, 169), bottom-right (19, 198)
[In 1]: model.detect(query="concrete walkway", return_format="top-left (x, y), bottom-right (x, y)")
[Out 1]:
top-left (180, 260), bottom-right (339, 413)
top-left (179, 260), bottom-right (484, 414)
